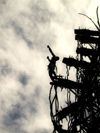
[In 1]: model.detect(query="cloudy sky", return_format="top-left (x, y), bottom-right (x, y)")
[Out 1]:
top-left (0, 0), bottom-right (100, 133)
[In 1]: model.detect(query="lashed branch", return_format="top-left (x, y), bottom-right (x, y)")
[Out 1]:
top-left (96, 7), bottom-right (100, 28)
top-left (79, 13), bottom-right (100, 31)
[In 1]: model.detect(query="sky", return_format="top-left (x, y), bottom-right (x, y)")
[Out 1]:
top-left (0, 0), bottom-right (100, 133)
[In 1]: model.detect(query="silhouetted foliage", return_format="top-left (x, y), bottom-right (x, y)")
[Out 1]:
top-left (47, 7), bottom-right (100, 133)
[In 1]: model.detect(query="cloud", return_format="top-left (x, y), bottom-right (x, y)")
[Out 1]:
top-left (0, 0), bottom-right (7, 5)
top-left (0, 0), bottom-right (99, 133)
top-left (18, 72), bottom-right (30, 86)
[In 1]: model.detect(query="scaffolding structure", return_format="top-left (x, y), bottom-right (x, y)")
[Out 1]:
top-left (47, 27), bottom-right (100, 132)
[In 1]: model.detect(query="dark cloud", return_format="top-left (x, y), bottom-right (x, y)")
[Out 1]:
top-left (30, 2), bottom-right (54, 24)
top-left (0, 0), bottom-right (56, 56)
top-left (3, 104), bottom-right (24, 126)
top-left (11, 21), bottom-right (33, 48)
top-left (0, 59), bottom-right (12, 76)
top-left (18, 73), bottom-right (29, 86)
top-left (18, 92), bottom-right (38, 115)
top-left (9, 1), bottom-right (55, 51)
top-left (0, 0), bottom-right (7, 4)
top-left (34, 87), bottom-right (41, 97)
top-left (8, 104), bottom-right (23, 120)
top-left (25, 100), bottom-right (37, 115)
top-left (2, 105), bottom-right (24, 133)
top-left (2, 100), bottom-right (37, 133)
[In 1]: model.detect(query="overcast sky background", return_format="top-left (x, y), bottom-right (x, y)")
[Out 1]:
top-left (0, 0), bottom-right (100, 133)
